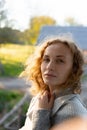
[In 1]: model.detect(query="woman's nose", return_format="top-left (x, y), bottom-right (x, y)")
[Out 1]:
top-left (47, 61), bottom-right (54, 70)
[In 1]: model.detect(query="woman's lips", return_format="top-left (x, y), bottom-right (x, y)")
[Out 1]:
top-left (44, 73), bottom-right (56, 77)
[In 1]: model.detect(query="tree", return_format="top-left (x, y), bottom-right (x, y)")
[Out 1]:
top-left (0, 0), bottom-right (7, 28)
top-left (0, 27), bottom-right (24, 44)
top-left (64, 17), bottom-right (83, 26)
top-left (24, 16), bottom-right (56, 45)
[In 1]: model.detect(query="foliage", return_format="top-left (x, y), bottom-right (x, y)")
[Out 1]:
top-left (0, 27), bottom-right (24, 44)
top-left (24, 16), bottom-right (56, 45)
top-left (0, 43), bottom-right (35, 77)
top-left (0, 15), bottom-right (56, 45)
top-left (64, 17), bottom-right (83, 26)
top-left (0, 0), bottom-right (23, 44)
top-left (0, 0), bottom-right (7, 28)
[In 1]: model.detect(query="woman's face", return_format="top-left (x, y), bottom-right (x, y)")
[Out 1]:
top-left (41, 43), bottom-right (73, 92)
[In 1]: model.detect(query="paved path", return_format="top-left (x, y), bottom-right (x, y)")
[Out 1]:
top-left (0, 77), bottom-right (30, 90)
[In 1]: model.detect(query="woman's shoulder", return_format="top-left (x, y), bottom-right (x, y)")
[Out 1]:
top-left (51, 94), bottom-right (87, 125)
top-left (66, 94), bottom-right (86, 109)
top-left (66, 94), bottom-right (87, 112)
top-left (52, 94), bottom-right (87, 116)
top-left (54, 94), bottom-right (86, 107)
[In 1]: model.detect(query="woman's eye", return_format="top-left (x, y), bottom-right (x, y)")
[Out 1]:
top-left (43, 58), bottom-right (50, 62)
top-left (56, 59), bottom-right (64, 63)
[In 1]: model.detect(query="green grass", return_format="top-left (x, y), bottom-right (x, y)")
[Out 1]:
top-left (0, 90), bottom-right (30, 130)
top-left (0, 43), bottom-right (35, 77)
top-left (0, 90), bottom-right (23, 113)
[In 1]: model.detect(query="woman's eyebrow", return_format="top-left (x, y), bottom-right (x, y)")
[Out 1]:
top-left (43, 55), bottom-right (65, 58)
top-left (56, 55), bottom-right (65, 58)
top-left (43, 55), bottom-right (49, 57)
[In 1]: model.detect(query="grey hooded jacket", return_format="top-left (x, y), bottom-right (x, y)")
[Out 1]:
top-left (19, 94), bottom-right (87, 130)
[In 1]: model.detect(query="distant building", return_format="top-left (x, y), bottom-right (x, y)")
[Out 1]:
top-left (37, 26), bottom-right (87, 50)
top-left (36, 26), bottom-right (87, 63)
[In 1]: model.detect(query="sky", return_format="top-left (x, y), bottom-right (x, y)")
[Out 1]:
top-left (5, 0), bottom-right (87, 31)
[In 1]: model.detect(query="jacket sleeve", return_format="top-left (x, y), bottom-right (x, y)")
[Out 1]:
top-left (19, 96), bottom-right (52, 130)
top-left (19, 109), bottom-right (51, 130)
top-left (32, 109), bottom-right (51, 130)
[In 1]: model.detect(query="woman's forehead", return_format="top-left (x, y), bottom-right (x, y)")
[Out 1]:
top-left (45, 43), bottom-right (71, 53)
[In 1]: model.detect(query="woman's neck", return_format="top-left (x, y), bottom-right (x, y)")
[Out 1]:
top-left (49, 86), bottom-right (73, 98)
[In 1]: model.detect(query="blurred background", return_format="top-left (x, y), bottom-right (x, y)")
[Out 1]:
top-left (0, 0), bottom-right (87, 129)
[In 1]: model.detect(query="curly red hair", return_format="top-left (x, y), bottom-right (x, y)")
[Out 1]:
top-left (21, 34), bottom-right (84, 96)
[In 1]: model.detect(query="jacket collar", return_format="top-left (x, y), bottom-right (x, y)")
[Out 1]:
top-left (51, 94), bottom-right (78, 116)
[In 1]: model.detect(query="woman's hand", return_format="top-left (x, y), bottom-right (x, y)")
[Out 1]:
top-left (50, 117), bottom-right (87, 130)
top-left (35, 91), bottom-right (54, 110)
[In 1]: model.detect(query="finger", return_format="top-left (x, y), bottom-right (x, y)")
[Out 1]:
top-left (43, 90), bottom-right (49, 95)
top-left (42, 91), bottom-right (49, 99)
